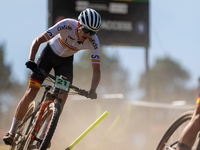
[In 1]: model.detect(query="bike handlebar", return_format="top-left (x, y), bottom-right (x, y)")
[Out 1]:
top-left (34, 68), bottom-right (88, 97)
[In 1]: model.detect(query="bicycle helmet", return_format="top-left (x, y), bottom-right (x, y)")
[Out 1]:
top-left (78, 8), bottom-right (101, 32)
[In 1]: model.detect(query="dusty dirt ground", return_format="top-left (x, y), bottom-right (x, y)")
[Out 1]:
top-left (0, 96), bottom-right (191, 150)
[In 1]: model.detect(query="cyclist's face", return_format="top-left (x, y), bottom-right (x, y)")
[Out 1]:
top-left (78, 26), bottom-right (92, 42)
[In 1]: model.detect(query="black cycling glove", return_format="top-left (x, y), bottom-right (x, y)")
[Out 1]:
top-left (87, 90), bottom-right (97, 99)
top-left (25, 59), bottom-right (37, 72)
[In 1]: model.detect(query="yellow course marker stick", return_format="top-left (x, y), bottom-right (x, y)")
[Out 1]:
top-left (66, 111), bottom-right (109, 150)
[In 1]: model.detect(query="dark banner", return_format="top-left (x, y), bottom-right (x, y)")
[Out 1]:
top-left (48, 0), bottom-right (149, 47)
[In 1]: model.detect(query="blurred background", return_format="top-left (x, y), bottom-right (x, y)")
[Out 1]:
top-left (0, 0), bottom-right (200, 150)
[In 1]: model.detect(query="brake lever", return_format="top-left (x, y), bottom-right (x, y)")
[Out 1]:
top-left (78, 89), bottom-right (88, 97)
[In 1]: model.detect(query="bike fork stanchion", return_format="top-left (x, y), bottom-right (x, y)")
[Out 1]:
top-left (65, 111), bottom-right (109, 150)
top-left (30, 100), bottom-right (54, 139)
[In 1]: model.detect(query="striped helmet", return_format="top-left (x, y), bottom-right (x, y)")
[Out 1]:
top-left (78, 8), bottom-right (101, 32)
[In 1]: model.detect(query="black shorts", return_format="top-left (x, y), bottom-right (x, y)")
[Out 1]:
top-left (30, 43), bottom-right (74, 88)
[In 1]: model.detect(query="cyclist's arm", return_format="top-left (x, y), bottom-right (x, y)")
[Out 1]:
top-left (90, 63), bottom-right (101, 92)
top-left (28, 19), bottom-right (63, 61)
top-left (29, 35), bottom-right (47, 61)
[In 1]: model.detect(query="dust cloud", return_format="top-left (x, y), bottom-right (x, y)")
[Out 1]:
top-left (47, 96), bottom-right (189, 150)
top-left (0, 89), bottom-right (194, 150)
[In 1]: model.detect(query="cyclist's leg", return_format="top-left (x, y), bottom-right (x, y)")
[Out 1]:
top-left (11, 75), bottom-right (44, 130)
top-left (15, 86), bottom-right (39, 120)
top-left (3, 86), bottom-right (39, 145)
top-left (3, 43), bottom-right (53, 145)
top-left (178, 97), bottom-right (200, 149)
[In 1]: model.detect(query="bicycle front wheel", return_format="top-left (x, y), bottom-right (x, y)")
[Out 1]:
top-left (24, 102), bottom-right (61, 150)
top-left (9, 101), bottom-right (35, 150)
top-left (156, 110), bottom-right (193, 150)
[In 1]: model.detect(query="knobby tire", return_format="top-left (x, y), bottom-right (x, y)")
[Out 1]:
top-left (39, 102), bottom-right (60, 150)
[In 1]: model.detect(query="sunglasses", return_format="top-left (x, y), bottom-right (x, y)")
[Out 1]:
top-left (82, 27), bottom-right (96, 36)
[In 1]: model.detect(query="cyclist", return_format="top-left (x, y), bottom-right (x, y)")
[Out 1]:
top-left (174, 95), bottom-right (200, 150)
top-left (3, 8), bottom-right (101, 145)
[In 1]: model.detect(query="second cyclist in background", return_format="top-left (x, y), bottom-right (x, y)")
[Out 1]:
top-left (175, 95), bottom-right (200, 150)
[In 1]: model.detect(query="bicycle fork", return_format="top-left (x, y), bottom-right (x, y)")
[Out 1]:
top-left (30, 100), bottom-right (54, 140)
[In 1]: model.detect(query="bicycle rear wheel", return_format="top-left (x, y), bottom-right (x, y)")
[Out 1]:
top-left (156, 110), bottom-right (193, 150)
top-left (24, 102), bottom-right (61, 150)
top-left (9, 101), bottom-right (35, 150)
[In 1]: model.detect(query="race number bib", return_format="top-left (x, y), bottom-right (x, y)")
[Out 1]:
top-left (54, 76), bottom-right (70, 91)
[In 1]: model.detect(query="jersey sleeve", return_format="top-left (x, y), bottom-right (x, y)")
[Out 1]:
top-left (89, 36), bottom-right (100, 64)
top-left (42, 19), bottom-right (69, 40)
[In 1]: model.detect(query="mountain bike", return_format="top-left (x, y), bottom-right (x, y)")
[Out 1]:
top-left (9, 67), bottom-right (89, 150)
top-left (156, 109), bottom-right (200, 150)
